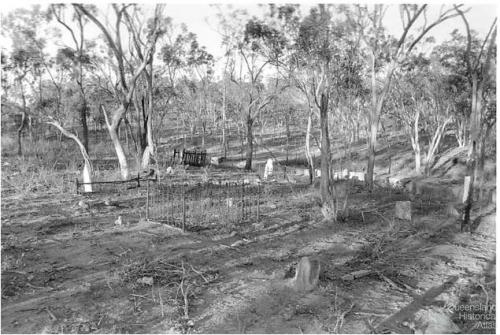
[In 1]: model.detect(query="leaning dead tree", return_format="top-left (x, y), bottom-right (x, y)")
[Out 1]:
top-left (74, 4), bottom-right (165, 180)
top-left (46, 119), bottom-right (93, 192)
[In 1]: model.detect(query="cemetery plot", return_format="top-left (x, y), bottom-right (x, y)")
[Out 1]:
top-left (146, 179), bottom-right (262, 231)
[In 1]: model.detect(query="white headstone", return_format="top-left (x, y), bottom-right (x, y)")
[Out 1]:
top-left (342, 168), bottom-right (349, 178)
top-left (264, 158), bottom-right (274, 180)
top-left (303, 169), bottom-right (310, 177)
top-left (388, 177), bottom-right (400, 187)
top-left (211, 156), bottom-right (221, 166)
top-left (350, 171), bottom-right (364, 181)
top-left (315, 169), bottom-right (321, 177)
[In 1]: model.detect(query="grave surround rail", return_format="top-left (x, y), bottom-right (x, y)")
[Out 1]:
top-left (145, 178), bottom-right (261, 231)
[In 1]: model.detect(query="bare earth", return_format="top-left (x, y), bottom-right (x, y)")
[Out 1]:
top-left (1, 167), bottom-right (495, 333)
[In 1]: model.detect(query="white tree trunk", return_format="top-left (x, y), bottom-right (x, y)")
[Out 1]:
top-left (110, 127), bottom-right (130, 180)
top-left (102, 106), bottom-right (130, 180)
top-left (82, 161), bottom-right (92, 193)
top-left (47, 120), bottom-right (93, 192)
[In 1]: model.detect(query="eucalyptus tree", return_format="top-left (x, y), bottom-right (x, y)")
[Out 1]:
top-left (74, 4), bottom-right (166, 179)
top-left (158, 25), bottom-right (214, 150)
top-left (453, 8), bottom-right (496, 228)
top-left (49, 4), bottom-right (94, 153)
top-left (344, 4), bottom-right (463, 190)
top-left (217, 8), bottom-right (288, 170)
top-left (2, 6), bottom-right (49, 155)
top-left (293, 5), bottom-right (366, 220)
top-left (391, 55), bottom-right (454, 175)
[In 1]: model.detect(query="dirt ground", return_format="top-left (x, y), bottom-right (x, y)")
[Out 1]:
top-left (1, 156), bottom-right (495, 334)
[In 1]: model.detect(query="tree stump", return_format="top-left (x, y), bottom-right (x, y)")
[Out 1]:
top-left (293, 257), bottom-right (321, 292)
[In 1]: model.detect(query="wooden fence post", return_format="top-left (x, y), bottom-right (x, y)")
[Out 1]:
top-left (75, 178), bottom-right (79, 194)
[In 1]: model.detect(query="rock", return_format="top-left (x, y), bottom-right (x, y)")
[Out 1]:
top-left (304, 169), bottom-right (310, 177)
top-left (236, 161), bottom-right (246, 169)
top-left (115, 215), bottom-right (123, 226)
top-left (264, 158), bottom-right (274, 180)
top-left (293, 256), bottom-right (321, 292)
top-left (166, 166), bottom-right (173, 174)
top-left (395, 201), bottom-right (412, 221)
top-left (315, 169), bottom-right (321, 177)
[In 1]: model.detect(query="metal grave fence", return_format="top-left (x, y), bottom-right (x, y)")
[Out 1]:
top-left (145, 179), bottom-right (261, 231)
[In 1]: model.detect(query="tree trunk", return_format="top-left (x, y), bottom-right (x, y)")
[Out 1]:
top-left (305, 109), bottom-right (314, 184)
top-left (245, 114), bottom-right (254, 170)
top-left (319, 93), bottom-right (332, 205)
top-left (424, 118), bottom-right (451, 176)
top-left (17, 83), bottom-right (28, 156)
top-left (411, 109), bottom-right (421, 174)
top-left (222, 94), bottom-right (227, 158)
top-left (202, 121), bottom-right (206, 149)
top-left (102, 106), bottom-right (130, 180)
top-left (285, 112), bottom-right (290, 164)
top-left (476, 123), bottom-right (492, 203)
top-left (462, 75), bottom-right (480, 231)
top-left (17, 112), bottom-right (26, 156)
top-left (366, 120), bottom-right (377, 190)
top-left (141, 63), bottom-right (155, 170)
top-left (415, 149), bottom-right (421, 174)
top-left (79, 98), bottom-right (89, 154)
top-left (47, 120), bottom-right (93, 192)
top-left (110, 126), bottom-right (130, 179)
top-left (133, 94), bottom-right (145, 154)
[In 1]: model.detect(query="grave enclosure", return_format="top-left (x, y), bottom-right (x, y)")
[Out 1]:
top-left (145, 178), bottom-right (262, 231)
